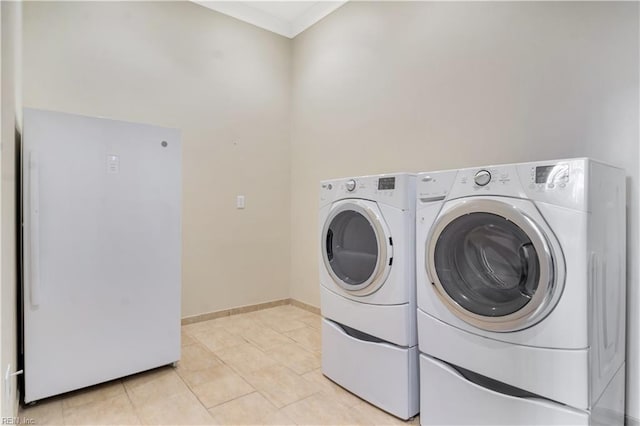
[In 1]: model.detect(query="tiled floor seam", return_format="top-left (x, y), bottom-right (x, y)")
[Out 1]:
top-left (176, 341), bottom-right (260, 412)
top-left (207, 374), bottom-right (255, 410)
top-left (119, 381), bottom-right (143, 425)
top-left (173, 361), bottom-right (224, 413)
top-left (197, 387), bottom-right (255, 412)
top-left (277, 388), bottom-right (325, 411)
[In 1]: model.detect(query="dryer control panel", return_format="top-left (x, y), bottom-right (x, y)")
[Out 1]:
top-left (320, 173), bottom-right (416, 211)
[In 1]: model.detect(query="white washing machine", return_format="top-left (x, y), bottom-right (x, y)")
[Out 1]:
top-left (415, 158), bottom-right (626, 425)
top-left (319, 173), bottom-right (418, 419)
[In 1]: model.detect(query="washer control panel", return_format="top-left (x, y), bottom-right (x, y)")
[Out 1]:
top-left (457, 167), bottom-right (515, 190)
top-left (426, 159), bottom-right (588, 212)
top-left (455, 162), bottom-right (572, 194)
top-left (345, 179), bottom-right (357, 192)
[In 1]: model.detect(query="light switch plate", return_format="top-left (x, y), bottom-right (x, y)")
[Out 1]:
top-left (236, 195), bottom-right (245, 209)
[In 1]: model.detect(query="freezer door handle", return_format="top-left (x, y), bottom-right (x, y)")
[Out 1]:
top-left (29, 150), bottom-right (41, 307)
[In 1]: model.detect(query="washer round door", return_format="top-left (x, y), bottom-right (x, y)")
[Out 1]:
top-left (322, 199), bottom-right (393, 296)
top-left (426, 198), bottom-right (563, 332)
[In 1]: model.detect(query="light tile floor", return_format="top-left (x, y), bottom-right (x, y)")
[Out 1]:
top-left (19, 305), bottom-right (420, 425)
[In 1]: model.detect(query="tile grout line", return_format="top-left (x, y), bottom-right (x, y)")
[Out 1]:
top-left (171, 363), bottom-right (217, 420)
top-left (179, 327), bottom-right (261, 414)
top-left (174, 339), bottom-right (232, 414)
top-left (197, 311), bottom-right (322, 416)
top-left (120, 379), bottom-right (144, 426)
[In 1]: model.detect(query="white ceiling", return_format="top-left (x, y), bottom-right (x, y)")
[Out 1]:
top-left (193, 1), bottom-right (347, 38)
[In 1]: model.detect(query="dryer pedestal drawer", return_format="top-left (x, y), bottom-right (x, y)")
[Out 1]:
top-left (321, 318), bottom-right (419, 420)
top-left (419, 354), bottom-right (588, 425)
top-left (321, 285), bottom-right (416, 347)
top-left (417, 308), bottom-right (589, 409)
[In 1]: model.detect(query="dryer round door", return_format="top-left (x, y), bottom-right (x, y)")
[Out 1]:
top-left (426, 198), bottom-right (563, 332)
top-left (322, 199), bottom-right (393, 296)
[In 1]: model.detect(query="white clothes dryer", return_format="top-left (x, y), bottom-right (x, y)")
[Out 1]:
top-left (319, 173), bottom-right (418, 419)
top-left (415, 158), bottom-right (626, 425)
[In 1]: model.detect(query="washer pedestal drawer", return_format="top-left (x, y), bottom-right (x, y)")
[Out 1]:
top-left (321, 318), bottom-right (419, 420)
top-left (419, 354), bottom-right (588, 425)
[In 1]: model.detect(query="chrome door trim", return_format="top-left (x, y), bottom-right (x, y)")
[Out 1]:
top-left (426, 198), bottom-right (562, 332)
top-left (322, 199), bottom-right (393, 296)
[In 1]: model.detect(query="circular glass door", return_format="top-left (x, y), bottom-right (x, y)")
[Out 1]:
top-left (434, 212), bottom-right (540, 316)
top-left (322, 200), bottom-right (392, 296)
top-left (427, 199), bottom-right (559, 332)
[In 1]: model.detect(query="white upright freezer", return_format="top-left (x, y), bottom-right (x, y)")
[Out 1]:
top-left (22, 108), bottom-right (181, 403)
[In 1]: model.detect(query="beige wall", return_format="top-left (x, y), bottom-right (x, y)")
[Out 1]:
top-left (290, 1), bottom-right (639, 419)
top-left (0, 0), bottom-right (21, 417)
top-left (23, 1), bottom-right (292, 318)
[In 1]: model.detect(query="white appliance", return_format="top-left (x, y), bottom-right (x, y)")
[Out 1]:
top-left (415, 158), bottom-right (626, 425)
top-left (22, 108), bottom-right (181, 403)
top-left (319, 173), bottom-right (418, 419)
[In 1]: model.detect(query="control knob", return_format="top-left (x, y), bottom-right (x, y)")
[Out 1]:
top-left (346, 179), bottom-right (357, 192)
top-left (474, 170), bottom-right (491, 186)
